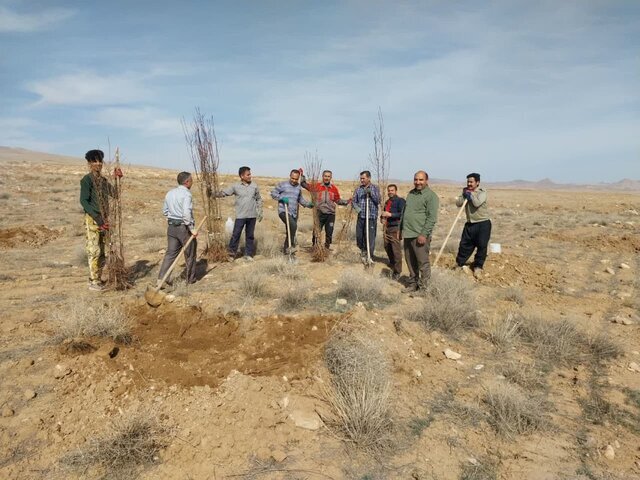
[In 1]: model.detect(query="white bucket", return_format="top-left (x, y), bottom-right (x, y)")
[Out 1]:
top-left (225, 217), bottom-right (234, 235)
top-left (490, 243), bottom-right (501, 254)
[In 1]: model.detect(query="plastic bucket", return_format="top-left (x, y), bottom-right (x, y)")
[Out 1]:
top-left (489, 243), bottom-right (501, 254)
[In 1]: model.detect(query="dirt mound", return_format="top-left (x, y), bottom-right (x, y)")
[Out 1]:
top-left (0, 225), bottom-right (61, 248)
top-left (117, 304), bottom-right (339, 388)
top-left (544, 230), bottom-right (640, 253)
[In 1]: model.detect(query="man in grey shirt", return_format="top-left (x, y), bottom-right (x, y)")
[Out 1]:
top-left (158, 171), bottom-right (198, 285)
top-left (217, 166), bottom-right (263, 260)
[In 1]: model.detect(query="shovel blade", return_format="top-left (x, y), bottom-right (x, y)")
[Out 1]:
top-left (144, 286), bottom-right (165, 307)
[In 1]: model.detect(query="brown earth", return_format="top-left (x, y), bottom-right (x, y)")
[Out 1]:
top-left (0, 149), bottom-right (638, 479)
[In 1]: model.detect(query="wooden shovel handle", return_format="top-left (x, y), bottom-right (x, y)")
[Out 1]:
top-left (156, 216), bottom-right (207, 291)
top-left (433, 199), bottom-right (467, 267)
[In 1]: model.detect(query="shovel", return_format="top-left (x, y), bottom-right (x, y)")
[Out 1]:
top-left (433, 199), bottom-right (467, 267)
top-left (145, 217), bottom-right (207, 307)
top-left (283, 202), bottom-right (295, 263)
top-left (364, 196), bottom-right (373, 268)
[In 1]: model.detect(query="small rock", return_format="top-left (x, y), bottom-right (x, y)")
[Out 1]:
top-left (1, 406), bottom-right (14, 417)
top-left (41, 274), bottom-right (48, 280)
top-left (628, 362), bottom-right (640, 373)
top-left (311, 325), bottom-right (318, 331)
top-left (605, 267), bottom-right (615, 275)
top-left (166, 294), bottom-right (176, 303)
top-left (474, 364), bottom-right (485, 370)
top-left (603, 444), bottom-right (615, 460)
top-left (331, 279), bottom-right (338, 284)
top-left (466, 457), bottom-right (479, 466)
top-left (23, 389), bottom-right (36, 400)
top-left (611, 316), bottom-right (634, 326)
top-left (413, 369), bottom-right (422, 378)
top-left (278, 396), bottom-right (289, 409)
top-left (289, 410), bottom-right (321, 430)
top-left (96, 342), bottom-right (119, 359)
top-left (619, 263), bottom-right (630, 269)
top-left (444, 348), bottom-right (462, 360)
top-left (271, 450), bottom-right (287, 462)
top-left (53, 364), bottom-right (71, 379)
top-left (335, 298), bottom-right (348, 306)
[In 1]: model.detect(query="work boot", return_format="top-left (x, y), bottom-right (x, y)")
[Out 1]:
top-left (402, 283), bottom-right (418, 294)
top-left (88, 281), bottom-right (105, 292)
top-left (473, 268), bottom-right (483, 279)
top-left (461, 265), bottom-right (473, 276)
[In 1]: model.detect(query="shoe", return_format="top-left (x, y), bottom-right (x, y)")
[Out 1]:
top-left (244, 256), bottom-right (254, 262)
top-left (473, 268), bottom-right (483, 279)
top-left (461, 265), bottom-right (473, 275)
top-left (391, 273), bottom-right (400, 281)
top-left (88, 282), bottom-right (105, 292)
top-left (402, 284), bottom-right (418, 294)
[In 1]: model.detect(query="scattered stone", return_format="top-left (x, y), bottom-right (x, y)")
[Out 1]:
top-left (628, 362), bottom-right (640, 373)
top-left (620, 263), bottom-right (630, 269)
top-left (444, 349), bottom-right (462, 360)
top-left (1, 406), bottom-right (14, 417)
top-left (413, 369), bottom-right (422, 378)
top-left (96, 342), bottom-right (119, 359)
top-left (53, 364), bottom-right (71, 379)
top-left (41, 274), bottom-right (48, 280)
top-left (23, 389), bottom-right (36, 400)
top-left (611, 316), bottom-right (634, 326)
top-left (165, 294), bottom-right (176, 303)
top-left (605, 267), bottom-right (615, 275)
top-left (335, 298), bottom-right (348, 306)
top-left (271, 450), bottom-right (287, 462)
top-left (474, 364), bottom-right (485, 370)
top-left (278, 396), bottom-right (289, 410)
top-left (603, 444), bottom-right (615, 460)
top-left (311, 325), bottom-right (318, 331)
top-left (331, 279), bottom-right (338, 285)
top-left (289, 409), bottom-right (321, 430)
top-left (466, 457), bottom-right (479, 466)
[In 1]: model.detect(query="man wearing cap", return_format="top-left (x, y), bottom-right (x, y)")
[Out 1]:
top-left (455, 172), bottom-right (491, 279)
top-left (400, 170), bottom-right (439, 293)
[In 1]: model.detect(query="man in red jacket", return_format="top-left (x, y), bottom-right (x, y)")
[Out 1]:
top-left (301, 170), bottom-right (348, 249)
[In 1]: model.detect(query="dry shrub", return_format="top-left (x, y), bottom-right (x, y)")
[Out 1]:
top-left (459, 456), bottom-right (499, 480)
top-left (497, 361), bottom-right (547, 391)
top-left (277, 286), bottom-right (309, 311)
top-left (519, 314), bottom-right (585, 366)
top-left (483, 382), bottom-right (547, 438)
top-left (501, 286), bottom-right (525, 306)
top-left (335, 268), bottom-right (388, 303)
top-left (62, 412), bottom-right (166, 479)
top-left (483, 312), bottom-right (521, 352)
top-left (254, 228), bottom-right (282, 258)
top-left (430, 386), bottom-right (485, 427)
top-left (405, 270), bottom-right (478, 334)
top-left (322, 328), bottom-right (392, 450)
top-left (238, 272), bottom-right (269, 298)
top-left (53, 300), bottom-right (132, 344)
top-left (256, 257), bottom-right (302, 281)
top-left (585, 331), bottom-right (623, 363)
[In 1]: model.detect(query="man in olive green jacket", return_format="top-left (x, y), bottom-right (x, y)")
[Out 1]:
top-left (400, 170), bottom-right (439, 293)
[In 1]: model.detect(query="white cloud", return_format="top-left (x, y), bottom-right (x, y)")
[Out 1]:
top-left (28, 72), bottom-right (150, 106)
top-left (92, 107), bottom-right (180, 137)
top-left (0, 6), bottom-right (74, 33)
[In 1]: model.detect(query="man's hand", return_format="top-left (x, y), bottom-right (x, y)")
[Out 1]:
top-left (190, 229), bottom-right (198, 237)
top-left (257, 214), bottom-right (263, 223)
top-left (298, 168), bottom-right (304, 176)
top-left (114, 167), bottom-right (123, 178)
top-left (99, 222), bottom-right (110, 231)
top-left (417, 234), bottom-right (427, 246)
top-left (364, 186), bottom-right (372, 197)
top-left (280, 197), bottom-right (289, 204)
top-left (307, 202), bottom-right (314, 208)
top-left (380, 211), bottom-right (392, 218)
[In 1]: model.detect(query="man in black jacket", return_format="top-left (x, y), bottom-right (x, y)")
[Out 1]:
top-left (380, 184), bottom-right (406, 280)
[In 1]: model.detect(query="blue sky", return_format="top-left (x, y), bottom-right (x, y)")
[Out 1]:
top-left (1, 0), bottom-right (638, 183)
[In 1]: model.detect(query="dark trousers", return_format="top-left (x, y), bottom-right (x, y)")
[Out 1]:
top-left (312, 212), bottom-right (335, 247)
top-left (384, 225), bottom-right (403, 275)
top-left (278, 211), bottom-right (298, 251)
top-left (456, 220), bottom-right (492, 269)
top-left (228, 217), bottom-right (256, 257)
top-left (158, 224), bottom-right (197, 283)
top-left (404, 236), bottom-right (431, 287)
top-left (356, 216), bottom-right (377, 256)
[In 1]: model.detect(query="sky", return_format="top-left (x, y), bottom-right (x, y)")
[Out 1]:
top-left (0, 0), bottom-right (638, 183)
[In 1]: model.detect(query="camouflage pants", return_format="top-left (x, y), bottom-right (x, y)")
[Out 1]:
top-left (85, 214), bottom-right (105, 283)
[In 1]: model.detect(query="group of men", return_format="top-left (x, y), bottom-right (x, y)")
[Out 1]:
top-left (80, 149), bottom-right (491, 293)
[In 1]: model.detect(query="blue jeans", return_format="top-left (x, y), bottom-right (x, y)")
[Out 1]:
top-left (356, 216), bottom-right (377, 256)
top-left (229, 218), bottom-right (256, 257)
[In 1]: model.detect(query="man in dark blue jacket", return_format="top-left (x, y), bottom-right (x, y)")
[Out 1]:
top-left (380, 184), bottom-right (406, 280)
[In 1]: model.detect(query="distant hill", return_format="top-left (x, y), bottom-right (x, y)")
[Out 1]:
top-left (3, 146), bottom-right (639, 192)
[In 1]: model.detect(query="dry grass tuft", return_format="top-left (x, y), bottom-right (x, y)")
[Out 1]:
top-left (256, 257), bottom-right (302, 281)
top-left (405, 270), bottom-right (478, 334)
top-left (254, 229), bottom-right (283, 258)
top-left (497, 361), bottom-right (547, 391)
top-left (53, 300), bottom-right (132, 344)
top-left (519, 314), bottom-right (585, 366)
top-left (62, 412), bottom-right (166, 478)
top-left (321, 328), bottom-right (392, 450)
top-left (277, 286), bottom-right (309, 311)
top-left (585, 331), bottom-right (623, 363)
top-left (459, 456), bottom-right (499, 480)
top-left (500, 286), bottom-right (525, 306)
top-left (335, 268), bottom-right (388, 303)
top-left (483, 382), bottom-right (547, 438)
top-left (483, 312), bottom-right (521, 352)
top-left (238, 272), bottom-right (270, 298)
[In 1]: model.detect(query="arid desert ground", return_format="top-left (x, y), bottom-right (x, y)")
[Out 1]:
top-left (0, 147), bottom-right (639, 480)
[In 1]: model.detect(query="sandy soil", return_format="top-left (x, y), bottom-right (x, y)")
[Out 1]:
top-left (0, 149), bottom-right (638, 479)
